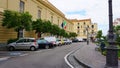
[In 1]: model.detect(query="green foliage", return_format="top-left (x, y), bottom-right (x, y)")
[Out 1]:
top-left (2, 10), bottom-right (32, 38)
top-left (32, 19), bottom-right (74, 38)
top-left (113, 25), bottom-right (120, 45)
top-left (32, 19), bottom-right (43, 33)
top-left (50, 24), bottom-right (60, 35)
top-left (2, 10), bottom-right (78, 38)
top-left (20, 12), bottom-right (32, 31)
top-left (42, 20), bottom-right (52, 33)
top-left (69, 32), bottom-right (78, 38)
top-left (96, 30), bottom-right (102, 39)
top-left (2, 10), bottom-right (20, 28)
top-left (114, 25), bottom-right (120, 32)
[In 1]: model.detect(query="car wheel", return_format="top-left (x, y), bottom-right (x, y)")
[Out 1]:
top-left (30, 46), bottom-right (36, 51)
top-left (8, 46), bottom-right (15, 51)
top-left (45, 45), bottom-right (49, 49)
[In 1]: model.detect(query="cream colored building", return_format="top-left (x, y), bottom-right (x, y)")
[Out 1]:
top-left (0, 0), bottom-right (73, 43)
top-left (69, 19), bottom-right (97, 41)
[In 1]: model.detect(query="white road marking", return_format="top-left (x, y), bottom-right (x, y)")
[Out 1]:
top-left (20, 54), bottom-right (28, 56)
top-left (64, 46), bottom-right (82, 68)
top-left (64, 50), bottom-right (75, 68)
top-left (0, 57), bottom-right (10, 61)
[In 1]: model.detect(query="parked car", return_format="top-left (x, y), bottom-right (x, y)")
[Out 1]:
top-left (72, 38), bottom-right (79, 42)
top-left (56, 38), bottom-right (62, 46)
top-left (7, 38), bottom-right (38, 51)
top-left (63, 39), bottom-right (72, 45)
top-left (61, 39), bottom-right (66, 45)
top-left (44, 36), bottom-right (57, 46)
top-left (37, 39), bottom-right (54, 49)
top-left (77, 38), bottom-right (84, 42)
top-left (66, 39), bottom-right (72, 44)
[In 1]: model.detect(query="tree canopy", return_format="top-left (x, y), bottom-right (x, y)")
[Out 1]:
top-left (96, 30), bottom-right (102, 39)
top-left (2, 10), bottom-right (77, 39)
top-left (2, 10), bottom-right (32, 38)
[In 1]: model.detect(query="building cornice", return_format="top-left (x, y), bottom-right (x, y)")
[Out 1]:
top-left (36, 0), bottom-right (65, 18)
top-left (69, 19), bottom-right (91, 22)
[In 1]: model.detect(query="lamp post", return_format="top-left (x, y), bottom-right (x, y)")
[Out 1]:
top-left (106, 0), bottom-right (118, 67)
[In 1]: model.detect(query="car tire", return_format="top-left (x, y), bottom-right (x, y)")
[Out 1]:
top-left (30, 46), bottom-right (36, 51)
top-left (45, 45), bottom-right (49, 49)
top-left (8, 46), bottom-right (15, 51)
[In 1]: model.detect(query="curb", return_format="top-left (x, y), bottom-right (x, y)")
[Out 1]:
top-left (73, 55), bottom-right (91, 68)
top-left (0, 43), bottom-right (7, 51)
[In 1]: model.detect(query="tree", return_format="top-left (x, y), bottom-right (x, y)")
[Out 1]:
top-left (96, 30), bottom-right (102, 39)
top-left (32, 19), bottom-right (43, 38)
top-left (69, 32), bottom-right (78, 38)
top-left (32, 19), bottom-right (53, 38)
top-left (114, 25), bottom-right (120, 44)
top-left (50, 24), bottom-right (60, 36)
top-left (32, 19), bottom-right (71, 38)
top-left (2, 10), bottom-right (32, 38)
top-left (114, 25), bottom-right (120, 32)
top-left (42, 20), bottom-right (52, 34)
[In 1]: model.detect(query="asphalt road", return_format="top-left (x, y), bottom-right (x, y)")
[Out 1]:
top-left (0, 42), bottom-right (84, 68)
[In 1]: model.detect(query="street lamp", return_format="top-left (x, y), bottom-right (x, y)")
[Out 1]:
top-left (106, 0), bottom-right (118, 67)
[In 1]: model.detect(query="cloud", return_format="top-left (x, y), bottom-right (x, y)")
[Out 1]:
top-left (49, 0), bottom-right (120, 35)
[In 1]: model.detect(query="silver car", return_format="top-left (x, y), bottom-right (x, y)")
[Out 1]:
top-left (7, 38), bottom-right (38, 51)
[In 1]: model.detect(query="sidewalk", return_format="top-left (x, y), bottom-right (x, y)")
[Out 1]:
top-left (0, 43), bottom-right (7, 51)
top-left (74, 42), bottom-right (120, 68)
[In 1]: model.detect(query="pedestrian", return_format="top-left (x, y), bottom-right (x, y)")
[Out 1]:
top-left (100, 41), bottom-right (105, 54)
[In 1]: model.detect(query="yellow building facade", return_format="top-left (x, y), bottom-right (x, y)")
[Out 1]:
top-left (0, 0), bottom-right (73, 43)
top-left (69, 19), bottom-right (98, 41)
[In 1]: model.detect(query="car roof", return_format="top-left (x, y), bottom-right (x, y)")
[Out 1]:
top-left (19, 37), bottom-right (35, 40)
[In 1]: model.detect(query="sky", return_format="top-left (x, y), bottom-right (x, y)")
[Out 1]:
top-left (48, 0), bottom-right (120, 36)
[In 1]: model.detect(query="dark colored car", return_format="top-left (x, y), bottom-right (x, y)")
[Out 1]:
top-left (72, 38), bottom-right (79, 42)
top-left (37, 39), bottom-right (54, 49)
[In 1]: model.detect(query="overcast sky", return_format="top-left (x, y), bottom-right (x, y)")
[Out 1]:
top-left (48, 0), bottom-right (120, 35)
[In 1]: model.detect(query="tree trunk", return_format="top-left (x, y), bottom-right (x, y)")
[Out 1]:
top-left (37, 32), bottom-right (42, 38)
top-left (18, 29), bottom-right (23, 38)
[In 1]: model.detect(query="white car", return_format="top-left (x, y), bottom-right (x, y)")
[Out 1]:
top-left (44, 36), bottom-right (57, 46)
top-left (7, 38), bottom-right (39, 51)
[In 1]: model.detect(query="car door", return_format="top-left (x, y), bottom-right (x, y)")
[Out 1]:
top-left (15, 39), bottom-right (25, 49)
top-left (23, 39), bottom-right (32, 49)
top-left (38, 40), bottom-right (45, 48)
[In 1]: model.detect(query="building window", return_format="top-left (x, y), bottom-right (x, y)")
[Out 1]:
top-left (20, 0), bottom-right (25, 12)
top-left (87, 25), bottom-right (89, 28)
top-left (84, 22), bottom-right (85, 25)
top-left (38, 10), bottom-right (41, 19)
top-left (77, 30), bottom-right (79, 34)
top-left (92, 25), bottom-right (94, 28)
top-left (51, 16), bottom-right (53, 23)
top-left (92, 30), bottom-right (94, 34)
top-left (58, 18), bottom-right (59, 26)
top-left (78, 23), bottom-right (79, 25)
top-left (83, 30), bottom-right (86, 35)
